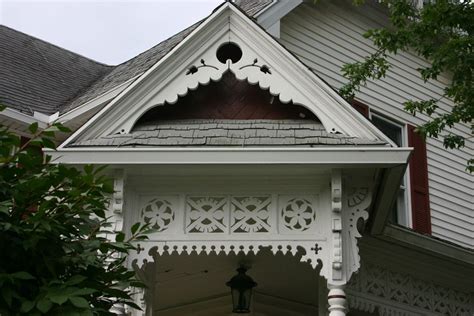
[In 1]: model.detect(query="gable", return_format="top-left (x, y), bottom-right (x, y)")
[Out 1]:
top-left (59, 2), bottom-right (393, 149)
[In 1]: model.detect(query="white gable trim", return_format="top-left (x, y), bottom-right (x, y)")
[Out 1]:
top-left (59, 2), bottom-right (393, 149)
top-left (58, 75), bottom-right (139, 124)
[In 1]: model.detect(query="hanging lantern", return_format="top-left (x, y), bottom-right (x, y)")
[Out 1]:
top-left (226, 266), bottom-right (257, 313)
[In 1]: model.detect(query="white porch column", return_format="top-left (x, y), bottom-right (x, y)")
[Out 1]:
top-left (328, 284), bottom-right (347, 316)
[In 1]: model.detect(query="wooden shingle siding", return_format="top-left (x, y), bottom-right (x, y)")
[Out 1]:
top-left (280, 0), bottom-right (474, 248)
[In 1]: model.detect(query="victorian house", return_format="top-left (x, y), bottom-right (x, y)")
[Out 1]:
top-left (0, 0), bottom-right (472, 315)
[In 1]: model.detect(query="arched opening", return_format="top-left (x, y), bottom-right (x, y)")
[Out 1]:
top-left (135, 71), bottom-right (319, 125)
top-left (138, 248), bottom-right (321, 316)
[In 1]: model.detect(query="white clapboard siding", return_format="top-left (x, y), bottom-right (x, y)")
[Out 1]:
top-left (280, 0), bottom-right (473, 248)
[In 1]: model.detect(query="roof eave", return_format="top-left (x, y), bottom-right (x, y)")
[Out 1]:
top-left (47, 146), bottom-right (411, 166)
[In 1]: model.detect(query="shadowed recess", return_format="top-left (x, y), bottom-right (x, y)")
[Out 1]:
top-left (136, 71), bottom-right (320, 125)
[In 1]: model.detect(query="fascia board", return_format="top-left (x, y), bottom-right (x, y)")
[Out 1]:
top-left (256, 0), bottom-right (303, 29)
top-left (57, 3), bottom-right (231, 150)
top-left (369, 164), bottom-right (409, 235)
top-left (58, 75), bottom-right (140, 124)
top-left (381, 224), bottom-right (474, 266)
top-left (47, 147), bottom-right (411, 166)
top-left (1, 108), bottom-right (48, 129)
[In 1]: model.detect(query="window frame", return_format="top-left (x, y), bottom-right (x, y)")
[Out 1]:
top-left (369, 111), bottom-right (413, 228)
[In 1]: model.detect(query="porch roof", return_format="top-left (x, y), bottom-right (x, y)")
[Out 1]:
top-left (69, 119), bottom-right (388, 147)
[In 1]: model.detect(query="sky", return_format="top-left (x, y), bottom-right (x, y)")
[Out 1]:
top-left (0, 0), bottom-right (223, 65)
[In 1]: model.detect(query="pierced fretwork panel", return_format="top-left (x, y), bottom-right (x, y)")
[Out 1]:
top-left (230, 196), bottom-right (272, 233)
top-left (278, 195), bottom-right (319, 234)
top-left (186, 196), bottom-right (228, 233)
top-left (138, 194), bottom-right (320, 236)
top-left (140, 196), bottom-right (178, 232)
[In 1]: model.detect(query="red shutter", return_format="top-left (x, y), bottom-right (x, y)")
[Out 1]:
top-left (408, 125), bottom-right (431, 234)
top-left (351, 100), bottom-right (369, 118)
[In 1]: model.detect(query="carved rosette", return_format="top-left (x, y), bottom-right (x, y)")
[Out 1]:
top-left (281, 198), bottom-right (316, 232)
top-left (140, 198), bottom-right (175, 232)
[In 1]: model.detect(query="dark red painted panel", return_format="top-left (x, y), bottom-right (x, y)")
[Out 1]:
top-left (137, 72), bottom-right (319, 124)
top-left (408, 124), bottom-right (431, 234)
top-left (351, 100), bottom-right (369, 118)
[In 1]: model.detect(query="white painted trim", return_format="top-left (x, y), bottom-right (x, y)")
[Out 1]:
top-left (0, 107), bottom-right (48, 129)
top-left (47, 147), bottom-right (411, 165)
top-left (58, 75), bottom-right (140, 124)
top-left (256, 0), bottom-right (302, 29)
top-left (381, 224), bottom-right (474, 265)
top-left (33, 111), bottom-right (58, 124)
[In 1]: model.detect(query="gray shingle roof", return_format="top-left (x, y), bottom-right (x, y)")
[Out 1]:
top-left (61, 1), bottom-right (275, 114)
top-left (70, 119), bottom-right (387, 147)
top-left (61, 23), bottom-right (199, 114)
top-left (234, 0), bottom-right (273, 16)
top-left (0, 25), bottom-right (111, 115)
top-left (1, 2), bottom-right (276, 116)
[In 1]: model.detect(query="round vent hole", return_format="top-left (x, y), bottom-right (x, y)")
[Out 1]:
top-left (216, 42), bottom-right (242, 64)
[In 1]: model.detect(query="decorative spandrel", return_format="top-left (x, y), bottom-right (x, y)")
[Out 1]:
top-left (130, 183), bottom-right (373, 286)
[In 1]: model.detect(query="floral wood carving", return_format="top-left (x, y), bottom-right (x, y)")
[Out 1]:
top-left (140, 198), bottom-right (175, 232)
top-left (281, 198), bottom-right (316, 232)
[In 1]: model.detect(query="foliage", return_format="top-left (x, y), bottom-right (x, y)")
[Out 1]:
top-left (339, 0), bottom-right (473, 171)
top-left (0, 114), bottom-right (150, 315)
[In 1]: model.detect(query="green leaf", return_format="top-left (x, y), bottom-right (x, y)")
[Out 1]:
top-left (20, 300), bottom-right (36, 313)
top-left (41, 137), bottom-right (56, 149)
top-left (69, 296), bottom-right (89, 308)
top-left (49, 294), bottom-right (69, 305)
top-left (66, 275), bottom-right (87, 285)
top-left (115, 232), bottom-right (125, 242)
top-left (37, 298), bottom-right (53, 313)
top-left (131, 222), bottom-right (140, 235)
top-left (29, 122), bottom-right (39, 134)
top-left (12, 271), bottom-right (35, 280)
top-left (1, 287), bottom-right (12, 307)
top-left (54, 123), bottom-right (71, 133)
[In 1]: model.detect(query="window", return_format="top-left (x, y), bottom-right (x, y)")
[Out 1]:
top-left (370, 113), bottom-right (410, 226)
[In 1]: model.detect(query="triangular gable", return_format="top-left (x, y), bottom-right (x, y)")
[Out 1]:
top-left (60, 2), bottom-right (392, 148)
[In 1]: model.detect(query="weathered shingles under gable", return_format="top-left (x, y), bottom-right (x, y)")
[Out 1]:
top-left (72, 119), bottom-right (387, 147)
top-left (0, 25), bottom-right (111, 115)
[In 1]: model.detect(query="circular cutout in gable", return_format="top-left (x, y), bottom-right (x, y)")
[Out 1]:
top-left (216, 42), bottom-right (242, 64)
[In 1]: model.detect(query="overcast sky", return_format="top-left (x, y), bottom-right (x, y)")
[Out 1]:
top-left (0, 0), bottom-right (223, 65)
